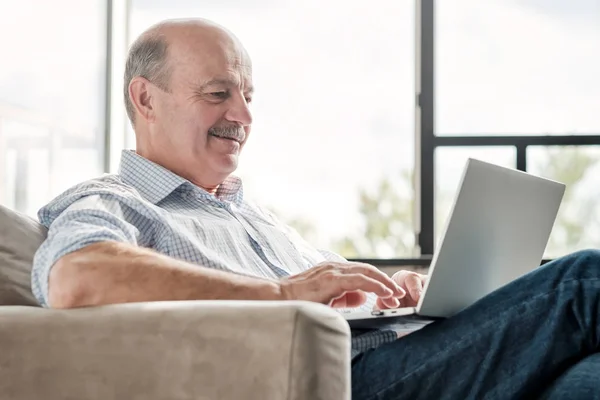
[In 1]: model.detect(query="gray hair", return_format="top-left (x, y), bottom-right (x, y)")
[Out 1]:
top-left (123, 34), bottom-right (171, 125)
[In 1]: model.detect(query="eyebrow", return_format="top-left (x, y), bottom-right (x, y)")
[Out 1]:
top-left (198, 78), bottom-right (254, 94)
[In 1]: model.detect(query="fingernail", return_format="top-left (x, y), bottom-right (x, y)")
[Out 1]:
top-left (392, 298), bottom-right (400, 308)
top-left (384, 287), bottom-right (394, 296)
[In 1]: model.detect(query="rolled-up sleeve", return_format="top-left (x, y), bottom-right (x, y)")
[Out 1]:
top-left (31, 194), bottom-right (143, 307)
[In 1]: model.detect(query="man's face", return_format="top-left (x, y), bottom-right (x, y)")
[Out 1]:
top-left (148, 29), bottom-right (253, 188)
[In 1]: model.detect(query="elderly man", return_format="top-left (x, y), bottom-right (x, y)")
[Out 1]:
top-left (32, 19), bottom-right (600, 400)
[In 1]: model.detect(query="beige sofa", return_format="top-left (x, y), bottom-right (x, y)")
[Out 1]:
top-left (0, 205), bottom-right (351, 400)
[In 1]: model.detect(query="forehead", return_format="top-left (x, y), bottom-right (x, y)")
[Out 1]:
top-left (169, 29), bottom-right (252, 89)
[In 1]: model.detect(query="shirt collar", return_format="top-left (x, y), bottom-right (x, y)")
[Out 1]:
top-left (118, 150), bottom-right (244, 205)
top-left (216, 175), bottom-right (244, 204)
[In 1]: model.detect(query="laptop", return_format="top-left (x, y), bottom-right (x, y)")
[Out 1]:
top-left (344, 158), bottom-right (565, 329)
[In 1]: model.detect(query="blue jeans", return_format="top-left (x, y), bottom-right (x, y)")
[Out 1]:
top-left (351, 249), bottom-right (600, 399)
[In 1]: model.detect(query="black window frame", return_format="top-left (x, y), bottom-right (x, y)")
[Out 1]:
top-left (351, 0), bottom-right (600, 267)
top-left (108, 0), bottom-right (599, 267)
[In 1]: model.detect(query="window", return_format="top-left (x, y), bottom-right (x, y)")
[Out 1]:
top-left (0, 0), bottom-right (106, 216)
top-left (5, 1), bottom-right (587, 264)
top-left (527, 146), bottom-right (600, 257)
top-left (426, 0), bottom-right (600, 258)
top-left (436, 0), bottom-right (600, 135)
top-left (129, 0), bottom-right (416, 258)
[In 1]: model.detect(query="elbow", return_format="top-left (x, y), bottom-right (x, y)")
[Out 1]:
top-left (48, 251), bottom-right (96, 309)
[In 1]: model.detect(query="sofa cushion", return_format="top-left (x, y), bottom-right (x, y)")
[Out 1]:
top-left (0, 205), bottom-right (47, 306)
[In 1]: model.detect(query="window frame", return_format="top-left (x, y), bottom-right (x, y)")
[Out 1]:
top-left (105, 0), bottom-right (130, 173)
top-left (106, 0), bottom-right (600, 267)
top-left (408, 0), bottom-right (600, 268)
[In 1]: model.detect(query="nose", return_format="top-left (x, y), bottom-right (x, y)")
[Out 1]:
top-left (225, 93), bottom-right (253, 126)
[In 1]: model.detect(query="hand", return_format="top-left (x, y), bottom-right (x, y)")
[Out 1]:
top-left (279, 261), bottom-right (406, 308)
top-left (375, 270), bottom-right (428, 310)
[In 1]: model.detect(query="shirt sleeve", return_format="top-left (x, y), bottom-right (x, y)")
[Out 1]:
top-left (317, 248), bottom-right (348, 263)
top-left (31, 194), bottom-right (144, 307)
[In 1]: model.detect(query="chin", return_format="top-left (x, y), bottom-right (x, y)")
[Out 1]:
top-left (214, 155), bottom-right (239, 175)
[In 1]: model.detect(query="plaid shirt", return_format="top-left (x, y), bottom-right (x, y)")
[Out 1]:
top-left (32, 150), bottom-right (396, 357)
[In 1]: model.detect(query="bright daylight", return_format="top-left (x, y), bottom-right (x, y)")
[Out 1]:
top-left (1, 1), bottom-right (599, 399)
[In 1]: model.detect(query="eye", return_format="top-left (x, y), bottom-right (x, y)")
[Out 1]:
top-left (210, 91), bottom-right (229, 100)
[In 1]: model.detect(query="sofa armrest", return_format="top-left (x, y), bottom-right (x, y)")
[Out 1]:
top-left (0, 301), bottom-right (351, 400)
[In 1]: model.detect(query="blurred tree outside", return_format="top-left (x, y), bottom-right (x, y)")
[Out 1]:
top-left (275, 147), bottom-right (598, 260)
top-left (434, 147), bottom-right (599, 259)
top-left (270, 170), bottom-right (416, 259)
top-left (530, 146), bottom-right (600, 257)
top-left (330, 170), bottom-right (415, 258)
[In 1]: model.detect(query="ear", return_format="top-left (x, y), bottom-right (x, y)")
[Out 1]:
top-left (129, 77), bottom-right (156, 123)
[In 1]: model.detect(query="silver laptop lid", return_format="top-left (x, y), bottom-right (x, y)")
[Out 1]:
top-left (417, 158), bottom-right (565, 318)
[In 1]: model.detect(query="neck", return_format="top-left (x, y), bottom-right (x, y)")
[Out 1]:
top-left (134, 145), bottom-right (224, 196)
top-left (193, 181), bottom-right (219, 195)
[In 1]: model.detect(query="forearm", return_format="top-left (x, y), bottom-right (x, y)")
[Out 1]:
top-left (49, 241), bottom-right (282, 308)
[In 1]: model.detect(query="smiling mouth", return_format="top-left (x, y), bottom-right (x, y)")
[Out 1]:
top-left (207, 124), bottom-right (246, 143)
top-left (208, 132), bottom-right (242, 143)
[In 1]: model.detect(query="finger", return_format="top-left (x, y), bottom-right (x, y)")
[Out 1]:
top-left (342, 263), bottom-right (406, 297)
top-left (375, 297), bottom-right (397, 310)
top-left (380, 296), bottom-right (401, 309)
top-left (404, 273), bottom-right (424, 303)
top-left (330, 291), bottom-right (367, 308)
top-left (335, 273), bottom-right (395, 299)
top-left (375, 296), bottom-right (403, 310)
top-left (391, 271), bottom-right (424, 306)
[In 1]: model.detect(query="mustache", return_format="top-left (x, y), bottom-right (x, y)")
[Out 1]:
top-left (208, 125), bottom-right (245, 138)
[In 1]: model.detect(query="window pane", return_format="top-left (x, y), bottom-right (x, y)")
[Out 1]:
top-left (0, 1), bottom-right (106, 216)
top-left (435, 147), bottom-right (516, 244)
top-left (436, 0), bottom-right (600, 135)
top-left (527, 146), bottom-right (600, 258)
top-left (129, 0), bottom-right (416, 258)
